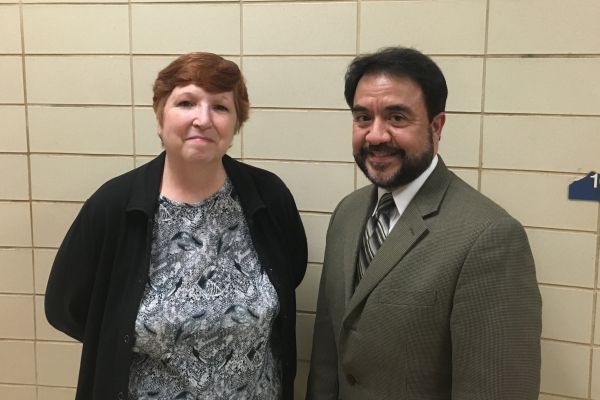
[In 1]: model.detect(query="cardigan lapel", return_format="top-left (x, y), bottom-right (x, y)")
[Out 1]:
top-left (344, 158), bottom-right (452, 319)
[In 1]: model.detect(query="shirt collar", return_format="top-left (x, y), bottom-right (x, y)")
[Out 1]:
top-left (376, 154), bottom-right (439, 218)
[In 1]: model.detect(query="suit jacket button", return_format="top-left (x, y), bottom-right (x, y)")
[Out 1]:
top-left (123, 334), bottom-right (129, 344)
top-left (346, 374), bottom-right (357, 385)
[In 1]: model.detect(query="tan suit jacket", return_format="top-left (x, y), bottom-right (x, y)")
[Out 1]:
top-left (307, 159), bottom-right (541, 400)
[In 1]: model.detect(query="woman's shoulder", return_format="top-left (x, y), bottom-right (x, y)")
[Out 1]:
top-left (86, 154), bottom-right (163, 213)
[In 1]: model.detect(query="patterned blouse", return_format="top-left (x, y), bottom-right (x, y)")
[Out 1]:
top-left (128, 179), bottom-right (281, 399)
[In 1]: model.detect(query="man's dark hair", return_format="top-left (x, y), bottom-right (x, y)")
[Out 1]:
top-left (344, 47), bottom-right (448, 121)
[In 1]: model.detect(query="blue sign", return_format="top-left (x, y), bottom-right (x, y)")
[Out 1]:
top-left (568, 171), bottom-right (600, 201)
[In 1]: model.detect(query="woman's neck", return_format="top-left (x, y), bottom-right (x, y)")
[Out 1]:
top-left (160, 155), bottom-right (227, 203)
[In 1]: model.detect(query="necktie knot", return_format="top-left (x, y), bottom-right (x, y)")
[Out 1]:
top-left (374, 192), bottom-right (394, 220)
top-left (357, 192), bottom-right (395, 284)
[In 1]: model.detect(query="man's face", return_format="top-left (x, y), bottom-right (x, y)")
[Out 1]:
top-left (351, 73), bottom-right (445, 190)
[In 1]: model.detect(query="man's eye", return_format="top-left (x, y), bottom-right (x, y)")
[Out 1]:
top-left (390, 114), bottom-right (405, 122)
top-left (353, 114), bottom-right (371, 123)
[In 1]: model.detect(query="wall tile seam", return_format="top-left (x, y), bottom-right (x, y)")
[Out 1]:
top-left (0, 338), bottom-right (36, 343)
top-left (17, 154), bottom-right (600, 170)
top-left (22, 104), bottom-right (132, 108)
top-left (15, 104), bottom-right (600, 117)
top-left (28, 200), bottom-right (84, 206)
top-left (479, 112), bottom-right (600, 118)
top-left (22, 338), bottom-right (78, 344)
top-left (538, 283), bottom-right (596, 292)
top-left (12, 53), bottom-right (600, 58)
top-left (13, 163), bottom-right (599, 177)
top-left (26, 152), bottom-right (138, 157)
top-left (0, 384), bottom-right (74, 393)
top-left (18, 0), bottom-right (365, 4)
top-left (0, 245), bottom-right (51, 249)
top-left (24, 152), bottom-right (139, 157)
top-left (0, 199), bottom-right (30, 203)
top-left (526, 226), bottom-right (600, 235)
top-left (20, 0), bottom-right (243, 4)
top-left (516, 336), bottom-right (594, 346)
top-left (538, 392), bottom-right (586, 400)
top-left (479, 168), bottom-right (600, 176)
top-left (24, 201), bottom-right (334, 212)
top-left (590, 206), bottom-right (600, 388)
top-left (0, 383), bottom-right (36, 388)
top-left (0, 327), bottom-right (596, 353)
top-left (299, 211), bottom-right (331, 217)
top-left (247, 107), bottom-right (350, 111)
top-left (521, 226), bottom-right (598, 235)
top-left (0, 291), bottom-right (37, 295)
top-left (595, 205), bottom-right (600, 289)
top-left (13, 53), bottom-right (490, 58)
top-left (242, 158), bottom-right (355, 164)
top-left (11, 167), bottom-right (591, 182)
top-left (20, 54), bottom-right (355, 59)
top-left (541, 337), bottom-right (599, 347)
top-left (485, 54), bottom-right (600, 59)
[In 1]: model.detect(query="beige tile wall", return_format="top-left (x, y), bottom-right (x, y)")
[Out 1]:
top-left (0, 0), bottom-right (598, 399)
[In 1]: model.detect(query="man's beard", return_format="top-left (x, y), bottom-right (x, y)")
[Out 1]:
top-left (354, 131), bottom-right (434, 190)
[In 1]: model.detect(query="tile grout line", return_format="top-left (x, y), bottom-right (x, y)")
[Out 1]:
top-left (352, 0), bottom-right (359, 190)
top-left (128, 0), bottom-right (137, 163)
top-left (239, 0), bottom-right (244, 160)
top-left (589, 202), bottom-right (600, 398)
top-left (477, 0), bottom-right (490, 192)
top-left (17, 0), bottom-right (41, 393)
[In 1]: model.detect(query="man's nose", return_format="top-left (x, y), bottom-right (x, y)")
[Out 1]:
top-left (365, 118), bottom-right (390, 144)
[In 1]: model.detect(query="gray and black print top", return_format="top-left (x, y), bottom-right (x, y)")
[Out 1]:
top-left (128, 178), bottom-right (281, 400)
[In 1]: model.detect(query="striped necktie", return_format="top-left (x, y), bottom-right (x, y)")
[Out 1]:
top-left (357, 192), bottom-right (395, 283)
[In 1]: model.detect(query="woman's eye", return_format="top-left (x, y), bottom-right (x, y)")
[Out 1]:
top-left (213, 104), bottom-right (229, 112)
top-left (177, 100), bottom-right (194, 108)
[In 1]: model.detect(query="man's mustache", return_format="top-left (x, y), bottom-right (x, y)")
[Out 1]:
top-left (360, 144), bottom-right (406, 158)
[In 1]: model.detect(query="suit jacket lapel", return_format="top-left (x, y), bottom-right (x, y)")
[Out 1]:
top-left (342, 186), bottom-right (377, 306)
top-left (344, 158), bottom-right (453, 319)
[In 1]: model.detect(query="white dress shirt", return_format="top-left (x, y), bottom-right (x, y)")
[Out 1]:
top-left (375, 155), bottom-right (439, 232)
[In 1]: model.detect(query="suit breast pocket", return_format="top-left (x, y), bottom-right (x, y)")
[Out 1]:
top-left (374, 288), bottom-right (437, 307)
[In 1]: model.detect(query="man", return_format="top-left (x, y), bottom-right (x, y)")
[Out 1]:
top-left (306, 47), bottom-right (541, 399)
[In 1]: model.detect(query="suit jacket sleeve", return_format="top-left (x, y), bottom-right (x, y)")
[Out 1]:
top-left (306, 206), bottom-right (343, 400)
top-left (306, 266), bottom-right (340, 400)
top-left (45, 200), bottom-right (98, 342)
top-left (450, 216), bottom-right (541, 399)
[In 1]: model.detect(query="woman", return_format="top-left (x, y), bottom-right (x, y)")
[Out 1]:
top-left (45, 52), bottom-right (307, 400)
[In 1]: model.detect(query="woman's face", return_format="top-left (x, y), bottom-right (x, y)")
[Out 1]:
top-left (159, 84), bottom-right (237, 166)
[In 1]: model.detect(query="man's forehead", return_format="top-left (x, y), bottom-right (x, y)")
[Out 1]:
top-left (358, 71), bottom-right (419, 86)
top-left (353, 73), bottom-right (424, 107)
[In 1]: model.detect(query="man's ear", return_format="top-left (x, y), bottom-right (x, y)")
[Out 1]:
top-left (431, 112), bottom-right (446, 143)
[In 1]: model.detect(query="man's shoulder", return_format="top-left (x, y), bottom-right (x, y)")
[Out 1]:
top-left (443, 173), bottom-right (521, 227)
top-left (335, 184), bottom-right (373, 213)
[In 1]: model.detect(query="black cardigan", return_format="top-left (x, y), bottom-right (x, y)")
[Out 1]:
top-left (45, 153), bottom-right (308, 400)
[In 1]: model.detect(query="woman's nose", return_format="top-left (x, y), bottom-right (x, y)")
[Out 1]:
top-left (192, 105), bottom-right (212, 129)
